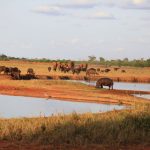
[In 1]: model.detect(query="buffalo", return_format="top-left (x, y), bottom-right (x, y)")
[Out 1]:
top-left (86, 68), bottom-right (98, 76)
top-left (9, 67), bottom-right (21, 80)
top-left (121, 70), bottom-right (126, 73)
top-left (72, 66), bottom-right (81, 74)
top-left (96, 78), bottom-right (113, 90)
top-left (48, 67), bottom-right (51, 72)
top-left (11, 71), bottom-right (21, 80)
top-left (27, 68), bottom-right (35, 75)
top-left (70, 61), bottom-right (75, 70)
top-left (4, 67), bottom-right (20, 75)
top-left (81, 63), bottom-right (88, 72)
top-left (53, 62), bottom-right (58, 71)
top-left (4, 67), bottom-right (10, 74)
top-left (105, 69), bottom-right (111, 73)
top-left (97, 68), bottom-right (100, 72)
top-left (0, 66), bottom-right (6, 74)
top-left (114, 67), bottom-right (120, 71)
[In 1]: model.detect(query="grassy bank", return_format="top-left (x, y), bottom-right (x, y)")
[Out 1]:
top-left (0, 103), bottom-right (150, 149)
top-left (0, 60), bottom-right (150, 83)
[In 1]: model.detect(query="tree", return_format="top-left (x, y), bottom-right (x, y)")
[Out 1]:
top-left (99, 57), bottom-right (105, 63)
top-left (88, 55), bottom-right (96, 62)
top-left (123, 58), bottom-right (128, 62)
top-left (0, 54), bottom-right (7, 58)
top-left (0, 54), bottom-right (8, 60)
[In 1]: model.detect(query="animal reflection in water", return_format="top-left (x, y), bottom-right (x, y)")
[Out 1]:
top-left (96, 78), bottom-right (113, 90)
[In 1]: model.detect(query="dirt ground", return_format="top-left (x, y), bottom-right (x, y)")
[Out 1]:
top-left (0, 77), bottom-right (149, 105)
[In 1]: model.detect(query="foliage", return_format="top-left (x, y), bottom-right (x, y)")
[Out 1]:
top-left (88, 55), bottom-right (96, 63)
top-left (0, 54), bottom-right (150, 67)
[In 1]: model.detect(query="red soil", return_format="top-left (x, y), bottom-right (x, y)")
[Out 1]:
top-left (0, 84), bottom-right (149, 105)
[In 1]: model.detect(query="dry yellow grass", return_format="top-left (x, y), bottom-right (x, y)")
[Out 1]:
top-left (0, 60), bottom-right (150, 78)
top-left (0, 103), bottom-right (150, 149)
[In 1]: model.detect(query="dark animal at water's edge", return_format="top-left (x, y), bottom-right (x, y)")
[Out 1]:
top-left (27, 68), bottom-right (35, 75)
top-left (48, 67), bottom-right (51, 72)
top-left (86, 68), bottom-right (98, 76)
top-left (96, 78), bottom-right (113, 90)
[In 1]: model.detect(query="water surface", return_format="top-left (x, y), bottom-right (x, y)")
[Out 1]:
top-left (70, 80), bottom-right (150, 91)
top-left (0, 95), bottom-right (124, 118)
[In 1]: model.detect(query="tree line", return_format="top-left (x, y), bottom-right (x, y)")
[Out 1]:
top-left (87, 56), bottom-right (150, 67)
top-left (0, 54), bottom-right (150, 67)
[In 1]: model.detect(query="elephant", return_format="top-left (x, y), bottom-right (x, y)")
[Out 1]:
top-left (86, 68), bottom-right (98, 76)
top-left (96, 78), bottom-right (113, 90)
top-left (27, 68), bottom-right (35, 75)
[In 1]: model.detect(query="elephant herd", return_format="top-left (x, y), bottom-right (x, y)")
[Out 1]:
top-left (0, 62), bottom-right (124, 90)
top-left (0, 66), bottom-right (35, 80)
top-left (48, 62), bottom-right (126, 76)
top-left (0, 66), bottom-right (21, 79)
top-left (48, 62), bottom-right (88, 75)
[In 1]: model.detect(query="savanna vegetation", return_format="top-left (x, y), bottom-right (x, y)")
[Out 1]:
top-left (0, 54), bottom-right (150, 67)
top-left (0, 102), bottom-right (150, 149)
top-left (0, 54), bottom-right (150, 149)
top-left (0, 59), bottom-right (150, 83)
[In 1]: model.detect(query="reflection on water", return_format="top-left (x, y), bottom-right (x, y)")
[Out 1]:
top-left (0, 95), bottom-right (125, 118)
top-left (133, 94), bottom-right (150, 100)
top-left (70, 80), bottom-right (150, 91)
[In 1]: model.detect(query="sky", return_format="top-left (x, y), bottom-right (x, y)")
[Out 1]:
top-left (0, 0), bottom-right (149, 60)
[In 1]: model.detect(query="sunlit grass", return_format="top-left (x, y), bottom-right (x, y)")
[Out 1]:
top-left (0, 103), bottom-right (149, 147)
top-left (0, 60), bottom-right (150, 80)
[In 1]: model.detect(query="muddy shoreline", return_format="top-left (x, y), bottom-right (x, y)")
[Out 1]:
top-left (0, 74), bottom-right (149, 105)
top-left (0, 84), bottom-right (149, 106)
